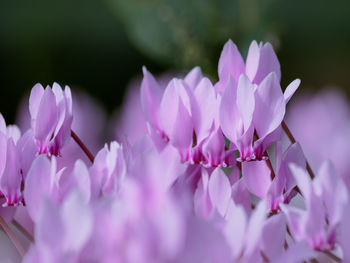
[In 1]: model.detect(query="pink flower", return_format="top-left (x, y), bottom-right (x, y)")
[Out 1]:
top-left (29, 83), bottom-right (72, 156)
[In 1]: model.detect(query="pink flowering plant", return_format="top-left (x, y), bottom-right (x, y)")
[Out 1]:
top-left (0, 40), bottom-right (348, 263)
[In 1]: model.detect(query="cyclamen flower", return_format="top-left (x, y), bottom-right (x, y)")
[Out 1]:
top-left (29, 83), bottom-right (72, 156)
top-left (216, 39), bottom-right (281, 93)
top-left (141, 67), bottom-right (232, 167)
top-left (220, 67), bottom-right (300, 161)
top-left (281, 161), bottom-right (348, 251)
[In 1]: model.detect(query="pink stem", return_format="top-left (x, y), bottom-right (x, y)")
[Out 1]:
top-left (71, 130), bottom-right (95, 163)
top-left (0, 215), bottom-right (26, 257)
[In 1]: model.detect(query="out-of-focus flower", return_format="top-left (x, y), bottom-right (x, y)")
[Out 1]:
top-left (286, 88), bottom-right (350, 190)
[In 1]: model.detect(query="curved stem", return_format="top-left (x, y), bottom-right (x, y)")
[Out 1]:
top-left (12, 219), bottom-right (34, 243)
top-left (71, 130), bottom-right (94, 163)
top-left (321, 250), bottom-right (341, 263)
top-left (0, 215), bottom-right (25, 257)
top-left (281, 121), bottom-right (315, 179)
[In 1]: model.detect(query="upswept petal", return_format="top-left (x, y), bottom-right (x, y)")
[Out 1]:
top-left (253, 72), bottom-right (285, 140)
top-left (218, 39), bottom-right (245, 83)
top-left (246, 41), bottom-right (281, 84)
top-left (140, 67), bottom-right (163, 129)
top-left (193, 77), bottom-right (217, 142)
top-left (184, 66), bottom-right (203, 90)
top-left (0, 139), bottom-right (22, 205)
top-left (34, 87), bottom-right (58, 145)
top-left (219, 77), bottom-right (240, 143)
top-left (29, 84), bottom-right (45, 120)
top-left (237, 74), bottom-right (255, 132)
top-left (208, 168), bottom-right (232, 216)
top-left (284, 79), bottom-right (301, 104)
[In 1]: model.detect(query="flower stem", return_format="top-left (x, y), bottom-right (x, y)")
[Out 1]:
top-left (71, 130), bottom-right (94, 163)
top-left (12, 219), bottom-right (34, 242)
top-left (281, 121), bottom-right (315, 179)
top-left (321, 250), bottom-right (341, 263)
top-left (0, 215), bottom-right (25, 257)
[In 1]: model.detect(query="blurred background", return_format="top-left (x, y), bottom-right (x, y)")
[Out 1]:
top-left (1, 0), bottom-right (350, 123)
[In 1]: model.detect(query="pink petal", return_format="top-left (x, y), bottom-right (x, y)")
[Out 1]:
top-left (29, 83), bottom-right (44, 119)
top-left (0, 139), bottom-right (22, 205)
top-left (34, 87), bottom-right (58, 143)
top-left (140, 67), bottom-right (163, 129)
top-left (219, 77), bottom-right (240, 143)
top-left (260, 214), bottom-right (286, 260)
top-left (208, 168), bottom-right (232, 216)
top-left (242, 160), bottom-right (271, 199)
top-left (253, 72), bottom-right (285, 139)
top-left (194, 169), bottom-right (212, 218)
top-left (284, 79), bottom-right (301, 104)
top-left (184, 66), bottom-right (203, 90)
top-left (218, 39), bottom-right (245, 82)
top-left (62, 191), bottom-right (92, 252)
top-left (224, 205), bottom-right (247, 259)
top-left (246, 41), bottom-right (281, 84)
top-left (193, 77), bottom-right (217, 142)
top-left (236, 74), bottom-right (255, 132)
top-left (24, 155), bottom-right (56, 221)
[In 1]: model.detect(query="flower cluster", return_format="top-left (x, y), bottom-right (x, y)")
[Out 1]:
top-left (0, 40), bottom-right (348, 263)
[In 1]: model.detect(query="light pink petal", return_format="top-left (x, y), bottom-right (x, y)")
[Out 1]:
top-left (29, 83), bottom-right (44, 119)
top-left (280, 142), bottom-right (306, 191)
top-left (224, 205), bottom-right (247, 259)
top-left (219, 77), bottom-right (240, 143)
top-left (160, 79), bottom-right (180, 136)
top-left (184, 66), bottom-right (203, 90)
top-left (245, 201), bottom-right (267, 255)
top-left (260, 214), bottom-right (286, 260)
top-left (36, 198), bottom-right (64, 254)
top-left (0, 133), bottom-right (7, 177)
top-left (62, 191), bottom-right (92, 252)
top-left (279, 204), bottom-right (305, 241)
top-left (201, 127), bottom-right (227, 167)
top-left (140, 67), bottom-right (163, 128)
top-left (274, 240), bottom-right (316, 263)
top-left (218, 39), bottom-right (245, 82)
top-left (247, 41), bottom-right (281, 84)
top-left (208, 168), bottom-right (232, 216)
top-left (242, 160), bottom-right (271, 199)
top-left (284, 79), bottom-right (301, 104)
top-left (24, 155), bottom-right (55, 221)
top-left (237, 74), bottom-right (255, 132)
top-left (245, 41), bottom-right (260, 82)
top-left (193, 77), bottom-right (217, 142)
top-left (0, 139), bottom-right (22, 205)
top-left (194, 169), bottom-right (213, 218)
top-left (180, 217), bottom-right (231, 263)
top-left (289, 164), bottom-right (311, 200)
top-left (34, 87), bottom-right (58, 142)
top-left (253, 72), bottom-right (285, 139)
top-left (231, 179), bottom-right (251, 216)
top-left (69, 160), bottom-right (91, 203)
top-left (0, 113), bottom-right (6, 134)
